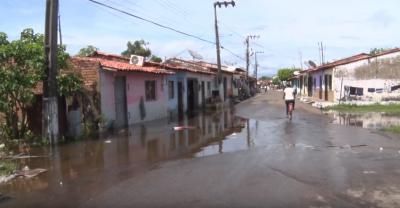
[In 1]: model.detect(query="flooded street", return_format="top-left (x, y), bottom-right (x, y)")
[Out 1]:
top-left (0, 108), bottom-right (262, 207)
top-left (2, 91), bottom-right (400, 208)
top-left (330, 112), bottom-right (400, 129)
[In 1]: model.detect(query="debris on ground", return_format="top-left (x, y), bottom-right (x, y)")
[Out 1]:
top-left (104, 140), bottom-right (112, 144)
top-left (0, 174), bottom-right (16, 183)
top-left (327, 144), bottom-right (368, 149)
top-left (6, 153), bottom-right (49, 160)
top-left (173, 126), bottom-right (196, 131)
top-left (379, 147), bottom-right (384, 152)
top-left (363, 171), bottom-right (377, 174)
top-left (15, 167), bottom-right (47, 179)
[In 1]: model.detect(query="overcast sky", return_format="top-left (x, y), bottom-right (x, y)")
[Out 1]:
top-left (1, 0), bottom-right (399, 76)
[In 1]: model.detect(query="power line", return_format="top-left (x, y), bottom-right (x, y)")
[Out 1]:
top-left (221, 46), bottom-right (246, 62)
top-left (88, 0), bottom-right (215, 45)
top-left (88, 0), bottom-right (248, 63)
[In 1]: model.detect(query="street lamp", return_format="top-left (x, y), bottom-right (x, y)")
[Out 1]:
top-left (214, 1), bottom-right (235, 101)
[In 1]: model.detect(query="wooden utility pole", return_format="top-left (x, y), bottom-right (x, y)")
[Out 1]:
top-left (245, 35), bottom-right (259, 93)
top-left (214, 1), bottom-right (235, 101)
top-left (254, 51), bottom-right (264, 80)
top-left (43, 0), bottom-right (60, 144)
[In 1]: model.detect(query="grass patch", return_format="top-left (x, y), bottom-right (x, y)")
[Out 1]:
top-left (382, 125), bottom-right (400, 134)
top-left (0, 160), bottom-right (16, 176)
top-left (326, 104), bottom-right (400, 114)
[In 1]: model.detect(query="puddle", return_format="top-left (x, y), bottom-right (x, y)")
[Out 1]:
top-left (0, 107), bottom-right (334, 206)
top-left (330, 112), bottom-right (400, 129)
top-left (0, 108), bottom-right (261, 206)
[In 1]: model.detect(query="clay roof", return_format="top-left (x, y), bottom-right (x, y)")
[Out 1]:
top-left (309, 48), bottom-right (400, 73)
top-left (74, 57), bottom-right (174, 75)
top-left (163, 58), bottom-right (216, 75)
top-left (193, 61), bottom-right (236, 74)
top-left (91, 51), bottom-right (129, 62)
top-left (309, 53), bottom-right (371, 73)
top-left (372, 48), bottom-right (400, 57)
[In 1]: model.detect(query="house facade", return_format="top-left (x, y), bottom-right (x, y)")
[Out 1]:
top-left (72, 52), bottom-right (174, 128)
top-left (295, 48), bottom-right (400, 103)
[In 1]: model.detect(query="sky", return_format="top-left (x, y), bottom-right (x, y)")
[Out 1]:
top-left (1, 0), bottom-right (399, 76)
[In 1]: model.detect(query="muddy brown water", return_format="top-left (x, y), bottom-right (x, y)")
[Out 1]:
top-left (0, 108), bottom-right (266, 207)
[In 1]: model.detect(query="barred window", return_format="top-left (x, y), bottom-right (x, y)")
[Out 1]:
top-left (145, 80), bottom-right (156, 101)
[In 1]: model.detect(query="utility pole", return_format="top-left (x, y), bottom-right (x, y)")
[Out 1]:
top-left (43, 0), bottom-right (60, 144)
top-left (245, 35), bottom-right (259, 93)
top-left (214, 0), bottom-right (235, 101)
top-left (254, 51), bottom-right (264, 80)
top-left (318, 42), bottom-right (325, 65)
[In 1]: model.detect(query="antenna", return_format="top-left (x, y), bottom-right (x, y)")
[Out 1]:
top-left (188, 49), bottom-right (203, 60)
top-left (308, 60), bottom-right (317, 68)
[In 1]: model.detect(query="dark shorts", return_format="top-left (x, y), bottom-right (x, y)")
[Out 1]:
top-left (285, 100), bottom-right (295, 115)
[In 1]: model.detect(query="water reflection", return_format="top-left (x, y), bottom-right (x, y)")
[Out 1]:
top-left (331, 112), bottom-right (400, 129)
top-left (0, 108), bottom-right (250, 207)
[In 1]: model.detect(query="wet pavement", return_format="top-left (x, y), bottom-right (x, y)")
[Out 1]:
top-left (330, 111), bottom-right (400, 129)
top-left (1, 91), bottom-right (400, 207)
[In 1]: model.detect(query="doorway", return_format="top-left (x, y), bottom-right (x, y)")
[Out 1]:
top-left (307, 76), bottom-right (313, 96)
top-left (114, 76), bottom-right (128, 128)
top-left (187, 79), bottom-right (199, 112)
top-left (223, 77), bottom-right (227, 101)
top-left (319, 76), bottom-right (322, 99)
top-left (178, 81), bottom-right (184, 117)
top-left (201, 81), bottom-right (205, 107)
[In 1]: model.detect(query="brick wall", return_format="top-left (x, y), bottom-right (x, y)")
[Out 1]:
top-left (69, 58), bottom-right (100, 92)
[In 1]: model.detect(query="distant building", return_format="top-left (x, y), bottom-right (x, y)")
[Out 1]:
top-left (293, 48), bottom-right (400, 103)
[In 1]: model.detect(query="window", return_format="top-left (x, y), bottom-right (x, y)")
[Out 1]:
top-left (168, 81), bottom-right (174, 99)
top-left (145, 80), bottom-right (156, 101)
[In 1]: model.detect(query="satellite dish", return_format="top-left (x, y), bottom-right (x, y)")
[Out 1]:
top-left (293, 71), bottom-right (300, 76)
top-left (308, 60), bottom-right (317, 68)
top-left (188, 50), bottom-right (203, 60)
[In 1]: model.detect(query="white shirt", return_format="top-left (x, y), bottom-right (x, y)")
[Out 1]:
top-left (284, 87), bottom-right (295, 100)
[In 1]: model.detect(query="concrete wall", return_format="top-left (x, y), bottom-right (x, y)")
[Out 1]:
top-left (100, 69), bottom-right (115, 124)
top-left (166, 74), bottom-right (179, 115)
top-left (332, 53), bottom-right (400, 102)
top-left (186, 72), bottom-right (214, 107)
top-left (100, 69), bottom-right (169, 126)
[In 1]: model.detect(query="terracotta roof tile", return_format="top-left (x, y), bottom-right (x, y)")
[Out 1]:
top-left (163, 59), bottom-right (216, 75)
top-left (75, 57), bottom-right (174, 75)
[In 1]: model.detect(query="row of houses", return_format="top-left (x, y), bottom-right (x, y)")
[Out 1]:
top-left (64, 51), bottom-right (255, 132)
top-left (290, 48), bottom-right (400, 104)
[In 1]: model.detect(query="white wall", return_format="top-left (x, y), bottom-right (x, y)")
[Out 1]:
top-left (332, 52), bottom-right (400, 102)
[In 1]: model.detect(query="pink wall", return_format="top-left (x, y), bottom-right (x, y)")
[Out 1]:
top-left (124, 72), bottom-right (165, 105)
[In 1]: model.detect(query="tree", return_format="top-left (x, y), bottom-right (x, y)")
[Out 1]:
top-left (277, 68), bottom-right (299, 81)
top-left (0, 28), bottom-right (81, 141)
top-left (77, 45), bottom-right (98, 57)
top-left (150, 55), bottom-right (162, 63)
top-left (370, 47), bottom-right (390, 55)
top-left (272, 77), bottom-right (280, 86)
top-left (121, 40), bottom-right (151, 57)
top-left (259, 76), bottom-right (271, 81)
top-left (0, 32), bottom-right (8, 45)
